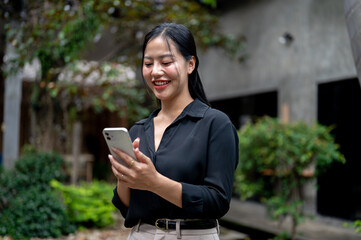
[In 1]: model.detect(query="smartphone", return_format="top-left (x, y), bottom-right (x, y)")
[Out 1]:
top-left (102, 127), bottom-right (136, 166)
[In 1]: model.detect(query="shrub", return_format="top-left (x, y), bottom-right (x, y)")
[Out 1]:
top-left (234, 116), bottom-right (345, 240)
top-left (353, 220), bottom-right (361, 234)
top-left (344, 220), bottom-right (361, 234)
top-left (0, 151), bottom-right (76, 239)
top-left (51, 179), bottom-right (118, 228)
top-left (0, 186), bottom-right (75, 239)
top-left (1, 151), bottom-right (66, 196)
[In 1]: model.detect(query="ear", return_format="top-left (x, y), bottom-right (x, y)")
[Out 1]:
top-left (187, 56), bottom-right (196, 75)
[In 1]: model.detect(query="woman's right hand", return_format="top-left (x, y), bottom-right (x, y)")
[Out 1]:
top-left (109, 138), bottom-right (182, 208)
top-left (109, 138), bottom-right (160, 192)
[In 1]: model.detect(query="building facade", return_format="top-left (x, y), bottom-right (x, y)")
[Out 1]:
top-left (201, 0), bottom-right (361, 222)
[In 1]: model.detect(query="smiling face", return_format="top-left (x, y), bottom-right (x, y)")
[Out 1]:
top-left (142, 36), bottom-right (195, 104)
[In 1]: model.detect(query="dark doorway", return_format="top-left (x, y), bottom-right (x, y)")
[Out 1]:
top-left (317, 78), bottom-right (361, 220)
top-left (210, 91), bottom-right (278, 129)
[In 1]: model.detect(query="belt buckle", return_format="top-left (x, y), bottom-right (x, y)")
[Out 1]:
top-left (155, 218), bottom-right (168, 230)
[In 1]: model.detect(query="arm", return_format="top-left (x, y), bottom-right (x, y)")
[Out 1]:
top-left (116, 180), bottom-right (130, 206)
top-left (182, 118), bottom-right (239, 218)
top-left (109, 155), bottom-right (131, 206)
top-left (109, 139), bottom-right (134, 208)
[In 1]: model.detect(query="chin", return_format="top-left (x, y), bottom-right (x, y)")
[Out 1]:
top-left (155, 94), bottom-right (174, 102)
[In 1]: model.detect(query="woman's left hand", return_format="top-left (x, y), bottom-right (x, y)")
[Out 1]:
top-left (109, 138), bottom-right (160, 192)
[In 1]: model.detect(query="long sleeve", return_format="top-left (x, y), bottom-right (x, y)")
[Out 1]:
top-left (112, 187), bottom-right (128, 218)
top-left (181, 113), bottom-right (239, 218)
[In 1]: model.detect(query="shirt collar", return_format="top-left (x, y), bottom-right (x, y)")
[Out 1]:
top-left (135, 98), bottom-right (209, 125)
top-left (185, 98), bottom-right (209, 118)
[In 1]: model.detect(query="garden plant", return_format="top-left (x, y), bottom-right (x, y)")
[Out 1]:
top-left (0, 148), bottom-right (76, 239)
top-left (0, 147), bottom-right (121, 239)
top-left (234, 116), bottom-right (345, 240)
top-left (50, 179), bottom-right (118, 229)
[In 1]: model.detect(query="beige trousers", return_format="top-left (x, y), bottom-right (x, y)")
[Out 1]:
top-left (127, 221), bottom-right (220, 240)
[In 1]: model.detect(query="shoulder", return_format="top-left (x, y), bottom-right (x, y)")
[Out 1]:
top-left (206, 107), bottom-right (230, 120)
top-left (129, 117), bottom-right (148, 134)
top-left (189, 99), bottom-right (233, 128)
top-left (134, 118), bottom-right (148, 125)
top-left (130, 107), bottom-right (160, 128)
top-left (189, 99), bottom-right (230, 122)
top-left (203, 106), bottom-right (238, 142)
top-left (128, 114), bottom-right (152, 139)
top-left (204, 106), bottom-right (232, 125)
top-left (205, 108), bottom-right (239, 149)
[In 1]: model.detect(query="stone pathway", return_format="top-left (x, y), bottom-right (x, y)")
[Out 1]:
top-left (1, 226), bottom-right (248, 240)
top-left (0, 221), bottom-right (131, 240)
top-left (35, 228), bottom-right (131, 240)
top-left (223, 199), bottom-right (361, 240)
top-left (1, 228), bottom-right (131, 240)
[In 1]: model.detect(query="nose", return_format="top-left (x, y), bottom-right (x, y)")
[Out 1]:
top-left (151, 62), bottom-right (163, 78)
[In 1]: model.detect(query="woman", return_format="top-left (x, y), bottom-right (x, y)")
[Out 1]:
top-left (109, 23), bottom-right (239, 239)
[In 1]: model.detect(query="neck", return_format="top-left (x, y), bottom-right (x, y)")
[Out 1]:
top-left (159, 95), bottom-right (194, 119)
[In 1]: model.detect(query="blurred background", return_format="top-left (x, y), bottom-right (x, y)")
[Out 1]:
top-left (0, 0), bottom-right (360, 239)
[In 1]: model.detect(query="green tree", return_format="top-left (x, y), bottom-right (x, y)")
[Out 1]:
top-left (1, 0), bottom-right (246, 155)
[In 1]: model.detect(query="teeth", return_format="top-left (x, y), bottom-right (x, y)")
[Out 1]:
top-left (154, 81), bottom-right (169, 86)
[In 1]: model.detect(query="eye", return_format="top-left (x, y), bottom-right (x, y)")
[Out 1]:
top-left (144, 63), bottom-right (153, 67)
top-left (162, 61), bottom-right (172, 66)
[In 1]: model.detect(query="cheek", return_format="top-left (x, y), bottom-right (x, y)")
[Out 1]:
top-left (142, 68), bottom-right (153, 86)
top-left (142, 67), bottom-right (151, 79)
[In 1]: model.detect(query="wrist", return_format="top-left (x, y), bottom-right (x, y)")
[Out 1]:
top-left (117, 180), bottom-right (129, 189)
top-left (150, 172), bottom-right (164, 193)
top-left (146, 172), bottom-right (182, 208)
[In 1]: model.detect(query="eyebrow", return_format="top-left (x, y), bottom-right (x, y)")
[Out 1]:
top-left (144, 54), bottom-right (174, 60)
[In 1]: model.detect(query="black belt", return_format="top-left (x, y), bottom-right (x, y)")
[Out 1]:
top-left (142, 219), bottom-right (217, 230)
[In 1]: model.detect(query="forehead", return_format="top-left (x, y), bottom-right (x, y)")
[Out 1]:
top-left (144, 36), bottom-right (179, 56)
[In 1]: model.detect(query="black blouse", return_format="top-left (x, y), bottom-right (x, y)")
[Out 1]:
top-left (112, 99), bottom-right (239, 228)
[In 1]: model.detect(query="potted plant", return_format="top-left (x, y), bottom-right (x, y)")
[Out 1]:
top-left (234, 116), bottom-right (345, 240)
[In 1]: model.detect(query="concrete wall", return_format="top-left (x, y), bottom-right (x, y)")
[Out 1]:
top-left (200, 0), bottom-right (357, 124)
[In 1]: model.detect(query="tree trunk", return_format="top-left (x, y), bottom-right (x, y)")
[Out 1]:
top-left (344, 0), bottom-right (361, 87)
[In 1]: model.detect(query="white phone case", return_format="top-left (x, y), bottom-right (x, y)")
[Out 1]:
top-left (102, 127), bottom-right (136, 166)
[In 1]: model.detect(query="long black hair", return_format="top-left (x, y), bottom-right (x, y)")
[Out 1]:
top-left (141, 23), bottom-right (210, 106)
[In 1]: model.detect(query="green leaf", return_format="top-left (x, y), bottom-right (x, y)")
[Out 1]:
top-left (234, 116), bottom-right (345, 238)
top-left (51, 180), bottom-right (117, 228)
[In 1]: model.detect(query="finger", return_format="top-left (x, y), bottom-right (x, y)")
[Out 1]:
top-left (108, 154), bottom-right (118, 167)
top-left (132, 138), bottom-right (144, 163)
top-left (109, 155), bottom-right (122, 173)
top-left (129, 160), bottom-right (135, 168)
top-left (134, 147), bottom-right (151, 164)
top-left (111, 164), bottom-right (122, 179)
top-left (120, 173), bottom-right (126, 181)
top-left (133, 138), bottom-right (140, 149)
top-left (109, 154), bottom-right (132, 176)
top-left (112, 147), bottom-right (134, 166)
top-left (109, 154), bottom-right (122, 168)
top-left (111, 163), bottom-right (130, 181)
top-left (111, 165), bottom-right (122, 179)
top-left (111, 165), bottom-right (117, 176)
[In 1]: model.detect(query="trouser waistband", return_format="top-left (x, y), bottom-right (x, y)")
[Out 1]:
top-left (142, 219), bottom-right (217, 230)
top-left (133, 219), bottom-right (220, 239)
